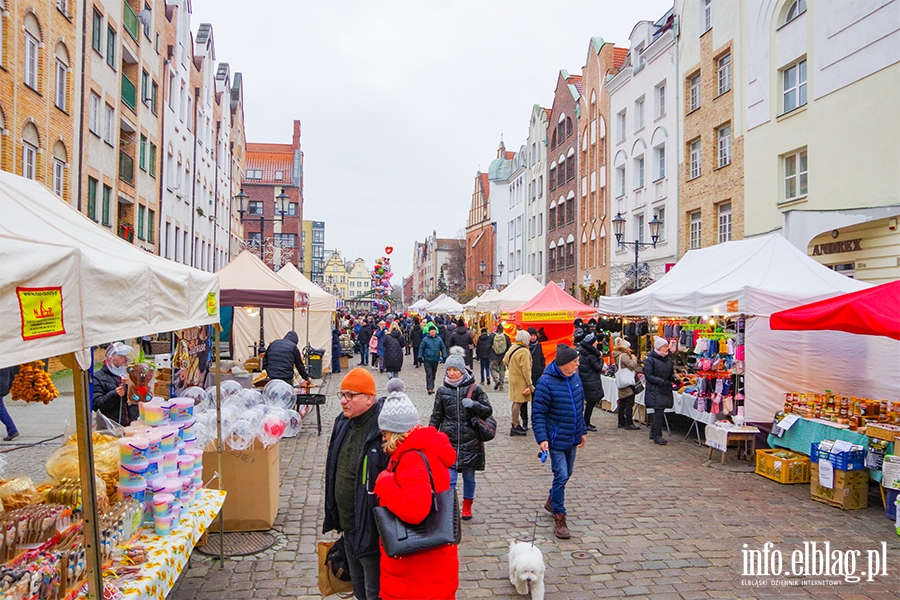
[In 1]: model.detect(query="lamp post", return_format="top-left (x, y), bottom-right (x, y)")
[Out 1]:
top-left (497, 261), bottom-right (504, 289)
top-left (479, 260), bottom-right (486, 289)
top-left (612, 212), bottom-right (662, 293)
top-left (236, 187), bottom-right (290, 354)
top-left (582, 270), bottom-right (592, 304)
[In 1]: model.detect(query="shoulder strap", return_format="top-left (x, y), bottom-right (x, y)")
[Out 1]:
top-left (414, 450), bottom-right (438, 510)
top-left (465, 383), bottom-right (477, 400)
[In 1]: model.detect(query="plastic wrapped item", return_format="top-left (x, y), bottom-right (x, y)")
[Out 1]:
top-left (239, 388), bottom-right (264, 409)
top-left (224, 419), bottom-right (255, 451)
top-left (47, 439), bottom-right (121, 503)
top-left (283, 409), bottom-right (303, 439)
top-left (219, 380), bottom-right (244, 398)
top-left (222, 392), bottom-right (249, 413)
top-left (257, 407), bottom-right (289, 447)
top-left (263, 379), bottom-right (296, 411)
top-left (181, 386), bottom-right (210, 413)
top-left (0, 477), bottom-right (42, 510)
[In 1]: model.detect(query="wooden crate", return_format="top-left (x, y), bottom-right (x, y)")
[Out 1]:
top-left (755, 449), bottom-right (810, 484)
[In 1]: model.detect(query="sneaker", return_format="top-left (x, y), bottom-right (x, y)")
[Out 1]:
top-left (3, 432), bottom-right (19, 442)
top-left (585, 424), bottom-right (598, 432)
top-left (553, 514), bottom-right (571, 539)
top-left (653, 437), bottom-right (668, 445)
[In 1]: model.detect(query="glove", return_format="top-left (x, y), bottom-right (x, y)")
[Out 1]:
top-left (461, 398), bottom-right (475, 409)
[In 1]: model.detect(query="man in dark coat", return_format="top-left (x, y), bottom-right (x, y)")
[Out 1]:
top-left (525, 327), bottom-right (547, 431)
top-left (642, 336), bottom-right (678, 445)
top-left (409, 317), bottom-right (424, 368)
top-left (577, 333), bottom-right (605, 432)
top-left (382, 325), bottom-right (406, 378)
top-left (475, 328), bottom-right (493, 385)
top-left (532, 344), bottom-right (586, 540)
top-left (93, 342), bottom-right (137, 426)
top-left (357, 319), bottom-right (374, 366)
top-left (324, 368), bottom-right (388, 600)
top-left (446, 318), bottom-right (475, 369)
top-left (262, 331), bottom-right (311, 385)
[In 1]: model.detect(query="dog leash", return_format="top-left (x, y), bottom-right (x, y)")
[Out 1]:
top-left (531, 509), bottom-right (538, 547)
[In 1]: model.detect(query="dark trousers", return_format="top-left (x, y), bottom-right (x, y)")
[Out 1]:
top-left (618, 394), bottom-right (635, 427)
top-left (584, 400), bottom-right (598, 426)
top-left (424, 361), bottom-right (438, 391)
top-left (413, 346), bottom-right (421, 367)
top-left (359, 344), bottom-right (369, 366)
top-left (343, 529), bottom-right (380, 600)
top-left (479, 358), bottom-right (491, 383)
top-left (650, 408), bottom-right (666, 439)
top-left (520, 402), bottom-right (529, 429)
top-left (370, 352), bottom-right (378, 367)
top-left (0, 398), bottom-right (17, 437)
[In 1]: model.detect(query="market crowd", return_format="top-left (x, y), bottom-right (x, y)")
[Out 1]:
top-left (321, 311), bottom-right (682, 600)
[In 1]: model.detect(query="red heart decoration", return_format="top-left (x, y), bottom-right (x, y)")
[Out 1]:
top-left (385, 246), bottom-right (393, 255)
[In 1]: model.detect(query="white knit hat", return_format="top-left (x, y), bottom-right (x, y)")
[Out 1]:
top-left (654, 336), bottom-right (668, 351)
top-left (378, 378), bottom-right (420, 433)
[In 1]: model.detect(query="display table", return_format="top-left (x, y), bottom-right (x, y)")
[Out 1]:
top-left (706, 423), bottom-right (760, 463)
top-left (767, 417), bottom-right (894, 482)
top-left (115, 489), bottom-right (226, 600)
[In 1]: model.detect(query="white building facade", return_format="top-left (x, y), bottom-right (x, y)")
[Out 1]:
top-left (487, 141), bottom-right (518, 288)
top-left (525, 105), bottom-right (549, 283)
top-left (607, 13), bottom-right (679, 294)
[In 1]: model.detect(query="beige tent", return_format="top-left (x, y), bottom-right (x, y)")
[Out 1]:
top-left (231, 263), bottom-right (337, 368)
top-left (477, 274), bottom-right (544, 313)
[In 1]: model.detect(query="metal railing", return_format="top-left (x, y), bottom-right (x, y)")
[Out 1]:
top-left (123, 1), bottom-right (139, 41)
top-left (119, 150), bottom-right (135, 185)
top-left (121, 74), bottom-right (137, 111)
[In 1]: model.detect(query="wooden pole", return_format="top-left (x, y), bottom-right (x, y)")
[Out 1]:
top-left (214, 324), bottom-right (224, 566)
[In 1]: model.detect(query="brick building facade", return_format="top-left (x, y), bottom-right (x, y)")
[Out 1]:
top-left (464, 171), bottom-right (494, 292)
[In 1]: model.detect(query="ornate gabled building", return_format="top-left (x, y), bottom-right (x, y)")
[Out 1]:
top-left (464, 171), bottom-right (494, 292)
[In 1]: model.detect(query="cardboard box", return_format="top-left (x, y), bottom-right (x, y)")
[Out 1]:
top-left (339, 355), bottom-right (349, 369)
top-left (809, 462), bottom-right (868, 510)
top-left (202, 440), bottom-right (280, 531)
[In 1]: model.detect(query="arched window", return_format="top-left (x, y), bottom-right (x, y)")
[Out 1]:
top-left (548, 240), bottom-right (557, 271)
top-left (565, 234), bottom-right (576, 268)
top-left (22, 122), bottom-right (40, 180)
top-left (550, 129), bottom-right (557, 149)
top-left (565, 117), bottom-right (573, 137)
top-left (52, 141), bottom-right (67, 197)
top-left (548, 200), bottom-right (557, 232)
top-left (566, 194), bottom-right (576, 224)
top-left (54, 42), bottom-right (69, 111)
top-left (549, 162), bottom-right (557, 190)
top-left (784, 0), bottom-right (806, 24)
top-left (566, 152), bottom-right (575, 183)
top-left (589, 228), bottom-right (597, 268)
top-left (23, 14), bottom-right (42, 91)
top-left (557, 197), bottom-right (567, 229)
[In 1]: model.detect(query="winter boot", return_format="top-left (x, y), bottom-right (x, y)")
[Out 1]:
top-left (553, 514), bottom-right (570, 539)
top-left (461, 498), bottom-right (473, 520)
top-left (544, 496), bottom-right (553, 514)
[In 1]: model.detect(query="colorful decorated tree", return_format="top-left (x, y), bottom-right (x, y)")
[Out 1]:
top-left (371, 246), bottom-right (394, 313)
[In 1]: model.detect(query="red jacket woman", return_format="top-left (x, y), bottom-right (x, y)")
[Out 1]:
top-left (374, 422), bottom-right (459, 600)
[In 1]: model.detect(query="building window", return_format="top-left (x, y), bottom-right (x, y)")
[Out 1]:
top-left (247, 232), bottom-right (261, 247)
top-left (138, 205), bottom-right (146, 240)
top-left (689, 211), bottom-right (701, 249)
top-left (548, 246), bottom-right (556, 271)
top-left (246, 169), bottom-right (263, 180)
top-left (275, 170), bottom-right (284, 180)
top-left (566, 241), bottom-right (575, 268)
top-left (54, 60), bottom-right (67, 110)
top-left (101, 184), bottom-right (111, 225)
top-left (106, 26), bottom-right (116, 69)
top-left (139, 135), bottom-right (147, 170)
top-left (52, 159), bottom-right (64, 196)
top-left (656, 145), bottom-right (666, 179)
top-left (148, 209), bottom-right (154, 243)
top-left (634, 157), bottom-right (645, 189)
top-left (717, 53), bottom-right (732, 95)
top-left (616, 166), bottom-right (625, 197)
top-left (689, 139), bottom-right (701, 179)
top-left (103, 104), bottom-right (114, 145)
top-left (785, 0), bottom-right (806, 23)
top-left (87, 177), bottom-right (98, 221)
top-left (655, 83), bottom-right (666, 119)
top-left (22, 143), bottom-right (36, 180)
top-left (89, 93), bottom-right (100, 134)
top-left (634, 98), bottom-right (644, 132)
top-left (689, 74), bottom-right (701, 112)
top-left (151, 81), bottom-right (159, 114)
top-left (717, 202), bottom-right (732, 243)
top-left (656, 207), bottom-right (666, 241)
top-left (538, 175), bottom-right (543, 197)
top-left (717, 124), bottom-right (732, 168)
top-left (287, 202), bottom-right (297, 216)
top-left (549, 166), bottom-right (556, 190)
top-left (141, 70), bottom-right (149, 105)
top-left (168, 72), bottom-right (175, 108)
top-left (274, 233), bottom-right (297, 248)
top-left (538, 213), bottom-right (543, 235)
top-left (703, 0), bottom-right (712, 32)
top-left (92, 10), bottom-right (103, 52)
top-left (566, 155), bottom-right (575, 182)
top-left (248, 201), bottom-right (263, 215)
top-left (782, 59), bottom-right (807, 113)
top-left (566, 198), bottom-right (575, 224)
top-left (637, 213), bottom-right (645, 244)
top-left (617, 110), bottom-right (626, 142)
top-left (149, 143), bottom-right (156, 177)
top-left (24, 32), bottom-right (38, 90)
top-left (784, 149), bottom-right (808, 200)
top-left (548, 205), bottom-right (556, 231)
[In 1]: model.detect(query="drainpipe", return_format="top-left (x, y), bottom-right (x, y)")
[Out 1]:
top-left (673, 13), bottom-right (682, 262)
top-left (212, 120), bottom-right (220, 270)
top-left (76, 4), bottom-right (88, 211)
top-left (157, 57), bottom-right (170, 258)
top-left (189, 86), bottom-right (199, 268)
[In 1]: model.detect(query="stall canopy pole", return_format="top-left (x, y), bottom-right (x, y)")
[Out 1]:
top-left (71, 355), bottom-right (103, 599)
top-left (214, 324), bottom-right (224, 566)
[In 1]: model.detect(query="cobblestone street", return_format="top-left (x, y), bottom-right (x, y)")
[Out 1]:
top-left (159, 365), bottom-right (900, 600)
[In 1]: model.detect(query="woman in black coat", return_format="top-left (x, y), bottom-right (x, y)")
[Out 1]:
top-left (382, 324), bottom-right (407, 378)
top-left (577, 333), bottom-right (605, 432)
top-left (429, 354), bottom-right (492, 520)
top-left (447, 319), bottom-right (475, 368)
top-left (642, 337), bottom-right (678, 445)
top-left (410, 316), bottom-right (424, 367)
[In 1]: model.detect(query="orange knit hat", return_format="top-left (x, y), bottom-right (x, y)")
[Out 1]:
top-left (340, 367), bottom-right (376, 396)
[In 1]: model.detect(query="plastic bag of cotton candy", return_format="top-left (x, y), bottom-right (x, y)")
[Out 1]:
top-left (199, 381), bottom-right (302, 450)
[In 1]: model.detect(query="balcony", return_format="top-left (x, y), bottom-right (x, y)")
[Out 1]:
top-left (119, 150), bottom-right (135, 185)
top-left (121, 74), bottom-right (137, 112)
top-left (123, 1), bottom-right (139, 41)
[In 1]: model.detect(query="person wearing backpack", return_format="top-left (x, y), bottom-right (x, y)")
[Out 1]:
top-left (489, 325), bottom-right (510, 391)
top-left (503, 330), bottom-right (533, 436)
top-left (475, 328), bottom-right (493, 386)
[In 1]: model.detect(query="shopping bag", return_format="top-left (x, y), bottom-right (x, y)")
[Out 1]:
top-left (317, 537), bottom-right (353, 597)
top-left (471, 416), bottom-right (497, 442)
top-left (615, 355), bottom-right (636, 389)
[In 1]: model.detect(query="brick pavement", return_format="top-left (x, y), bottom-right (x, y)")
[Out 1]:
top-left (164, 363), bottom-right (899, 599)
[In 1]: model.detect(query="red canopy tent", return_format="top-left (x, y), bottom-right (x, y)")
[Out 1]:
top-left (770, 280), bottom-right (900, 340)
top-left (511, 284), bottom-right (598, 364)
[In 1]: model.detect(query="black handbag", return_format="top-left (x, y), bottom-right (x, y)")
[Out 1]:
top-left (373, 450), bottom-right (461, 558)
top-left (471, 415), bottom-right (497, 441)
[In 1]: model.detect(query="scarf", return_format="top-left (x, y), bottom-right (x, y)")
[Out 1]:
top-left (444, 372), bottom-right (464, 387)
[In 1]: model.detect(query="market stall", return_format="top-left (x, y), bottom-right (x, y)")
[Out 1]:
top-left (477, 274), bottom-right (544, 314)
top-left (595, 234), bottom-right (893, 424)
top-left (427, 295), bottom-right (464, 316)
top-left (0, 172), bottom-right (222, 598)
top-left (510, 283), bottom-right (597, 364)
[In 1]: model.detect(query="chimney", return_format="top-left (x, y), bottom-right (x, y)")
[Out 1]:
top-left (292, 120), bottom-right (302, 150)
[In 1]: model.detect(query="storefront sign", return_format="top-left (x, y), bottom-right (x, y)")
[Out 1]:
top-left (17, 286), bottom-right (65, 341)
top-left (521, 310), bottom-right (575, 322)
top-left (812, 239), bottom-right (862, 256)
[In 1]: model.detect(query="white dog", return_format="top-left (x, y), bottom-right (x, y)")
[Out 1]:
top-left (508, 540), bottom-right (546, 600)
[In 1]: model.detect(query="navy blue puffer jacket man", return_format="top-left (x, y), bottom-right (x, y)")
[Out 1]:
top-left (531, 344), bottom-right (586, 540)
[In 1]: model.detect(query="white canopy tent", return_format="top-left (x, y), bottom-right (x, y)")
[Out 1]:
top-left (0, 172), bottom-right (221, 595)
top-left (424, 294), bottom-right (448, 310)
top-left (426, 295), bottom-right (464, 315)
top-left (477, 274), bottom-right (544, 313)
top-left (409, 298), bottom-right (431, 311)
top-left (469, 288), bottom-right (499, 312)
top-left (231, 263), bottom-right (337, 367)
top-left (596, 234), bottom-right (896, 423)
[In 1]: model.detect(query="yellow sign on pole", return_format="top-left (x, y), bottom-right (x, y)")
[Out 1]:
top-left (17, 286), bottom-right (66, 340)
top-left (207, 292), bottom-right (218, 316)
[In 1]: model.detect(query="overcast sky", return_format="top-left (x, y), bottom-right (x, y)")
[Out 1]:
top-left (191, 0), bottom-right (673, 279)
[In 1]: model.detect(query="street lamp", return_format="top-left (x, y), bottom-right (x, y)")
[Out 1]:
top-left (236, 187), bottom-right (290, 354)
top-left (497, 261), bottom-right (504, 289)
top-left (612, 212), bottom-right (661, 293)
top-left (582, 270), bottom-right (592, 304)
